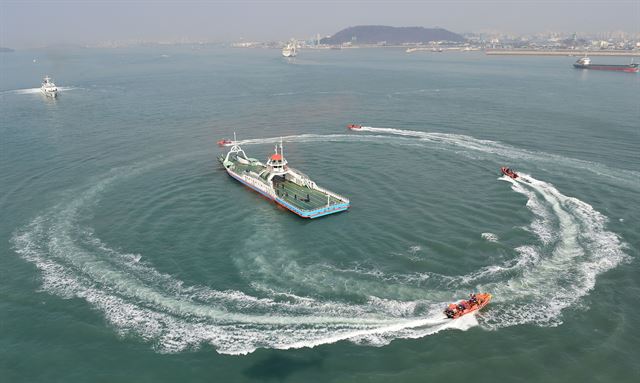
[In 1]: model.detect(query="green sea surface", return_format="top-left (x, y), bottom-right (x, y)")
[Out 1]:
top-left (1, 46), bottom-right (638, 382)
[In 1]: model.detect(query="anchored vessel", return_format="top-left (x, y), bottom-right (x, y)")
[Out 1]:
top-left (218, 138), bottom-right (350, 218)
top-left (40, 76), bottom-right (58, 97)
top-left (573, 56), bottom-right (639, 73)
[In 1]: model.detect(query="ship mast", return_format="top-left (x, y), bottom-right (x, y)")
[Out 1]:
top-left (280, 137), bottom-right (284, 161)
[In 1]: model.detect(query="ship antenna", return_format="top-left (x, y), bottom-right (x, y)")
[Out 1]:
top-left (233, 132), bottom-right (237, 143)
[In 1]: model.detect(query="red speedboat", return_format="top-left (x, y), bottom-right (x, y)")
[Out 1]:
top-left (501, 166), bottom-right (518, 179)
top-left (347, 124), bottom-right (362, 130)
top-left (444, 293), bottom-right (492, 319)
top-left (217, 139), bottom-right (233, 147)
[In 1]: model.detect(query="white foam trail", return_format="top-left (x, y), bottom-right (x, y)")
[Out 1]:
top-left (11, 163), bottom-right (470, 355)
top-left (11, 131), bottom-right (630, 354)
top-left (356, 126), bottom-right (640, 187)
top-left (233, 133), bottom-right (402, 147)
top-left (10, 88), bottom-right (42, 94)
top-left (409, 245), bottom-right (422, 253)
top-left (57, 86), bottom-right (77, 92)
top-left (504, 177), bottom-right (555, 244)
top-left (480, 174), bottom-right (628, 327)
top-left (481, 233), bottom-right (499, 242)
top-left (3, 86), bottom-right (78, 95)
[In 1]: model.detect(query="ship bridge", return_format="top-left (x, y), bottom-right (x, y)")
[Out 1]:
top-left (265, 141), bottom-right (290, 176)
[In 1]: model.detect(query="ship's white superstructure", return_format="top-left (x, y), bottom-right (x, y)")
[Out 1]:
top-left (575, 56), bottom-right (591, 66)
top-left (282, 41), bottom-right (297, 57)
top-left (40, 76), bottom-right (58, 97)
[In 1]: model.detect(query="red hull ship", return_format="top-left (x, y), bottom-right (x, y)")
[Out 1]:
top-left (573, 57), bottom-right (639, 73)
top-left (347, 124), bottom-right (362, 130)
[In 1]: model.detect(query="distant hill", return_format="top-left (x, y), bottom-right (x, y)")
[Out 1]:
top-left (320, 25), bottom-right (466, 45)
top-left (0, 47), bottom-right (15, 53)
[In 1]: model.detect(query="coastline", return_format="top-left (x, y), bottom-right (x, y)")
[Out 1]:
top-left (485, 49), bottom-right (640, 57)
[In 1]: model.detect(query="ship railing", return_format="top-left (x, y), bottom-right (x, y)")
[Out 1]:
top-left (287, 167), bottom-right (311, 181)
top-left (286, 168), bottom-right (318, 189)
top-left (313, 185), bottom-right (350, 204)
top-left (286, 167), bottom-right (349, 205)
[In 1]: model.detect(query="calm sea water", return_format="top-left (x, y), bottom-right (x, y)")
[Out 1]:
top-left (1, 46), bottom-right (638, 382)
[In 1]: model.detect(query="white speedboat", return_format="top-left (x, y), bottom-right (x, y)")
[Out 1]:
top-left (41, 76), bottom-right (58, 97)
top-left (282, 41), bottom-right (297, 57)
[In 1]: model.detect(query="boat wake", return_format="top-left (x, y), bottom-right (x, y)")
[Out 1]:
top-left (2, 86), bottom-right (78, 95)
top-left (480, 174), bottom-right (627, 327)
top-left (11, 127), bottom-right (630, 355)
top-left (234, 133), bottom-right (399, 147)
top-left (356, 126), bottom-right (640, 188)
top-left (481, 232), bottom-right (499, 242)
top-left (11, 163), bottom-right (467, 355)
top-left (8, 88), bottom-right (42, 95)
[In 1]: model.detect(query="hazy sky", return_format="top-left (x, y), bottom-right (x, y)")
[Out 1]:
top-left (1, 0), bottom-right (638, 47)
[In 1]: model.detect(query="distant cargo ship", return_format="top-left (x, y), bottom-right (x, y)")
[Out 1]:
top-left (573, 56), bottom-right (639, 73)
top-left (218, 138), bottom-right (350, 218)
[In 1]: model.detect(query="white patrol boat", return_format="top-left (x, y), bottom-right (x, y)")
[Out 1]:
top-left (41, 76), bottom-right (58, 97)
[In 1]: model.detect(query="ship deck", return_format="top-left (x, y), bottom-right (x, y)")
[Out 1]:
top-left (274, 180), bottom-right (344, 211)
top-left (229, 161), bottom-right (345, 212)
top-left (231, 161), bottom-right (264, 174)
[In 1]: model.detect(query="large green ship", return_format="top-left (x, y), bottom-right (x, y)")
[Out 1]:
top-left (218, 138), bottom-right (350, 218)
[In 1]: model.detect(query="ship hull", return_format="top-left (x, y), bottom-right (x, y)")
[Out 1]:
top-left (41, 89), bottom-right (58, 97)
top-left (574, 64), bottom-right (639, 73)
top-left (225, 168), bottom-right (349, 219)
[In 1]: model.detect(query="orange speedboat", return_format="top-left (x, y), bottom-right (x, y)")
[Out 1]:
top-left (444, 293), bottom-right (492, 319)
top-left (347, 124), bottom-right (362, 130)
top-left (217, 138), bottom-right (233, 147)
top-left (500, 166), bottom-right (518, 179)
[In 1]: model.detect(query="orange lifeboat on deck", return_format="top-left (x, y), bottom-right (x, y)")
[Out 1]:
top-left (347, 124), bottom-right (362, 130)
top-left (500, 166), bottom-right (519, 179)
top-left (444, 293), bottom-right (492, 319)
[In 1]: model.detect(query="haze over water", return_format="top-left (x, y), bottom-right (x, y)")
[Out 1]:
top-left (1, 46), bottom-right (639, 382)
top-left (2, 0), bottom-right (639, 47)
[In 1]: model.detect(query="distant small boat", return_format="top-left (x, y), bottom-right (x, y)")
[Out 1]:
top-left (444, 293), bottom-right (492, 319)
top-left (217, 138), bottom-right (233, 147)
top-left (40, 76), bottom-right (58, 97)
top-left (501, 166), bottom-right (518, 179)
top-left (282, 41), bottom-right (297, 57)
top-left (573, 56), bottom-right (639, 73)
top-left (347, 124), bottom-right (362, 130)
